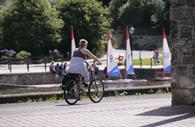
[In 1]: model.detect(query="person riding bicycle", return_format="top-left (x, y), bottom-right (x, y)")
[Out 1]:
top-left (67, 39), bottom-right (101, 81)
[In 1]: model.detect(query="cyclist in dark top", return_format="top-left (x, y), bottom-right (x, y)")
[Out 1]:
top-left (67, 39), bottom-right (101, 81)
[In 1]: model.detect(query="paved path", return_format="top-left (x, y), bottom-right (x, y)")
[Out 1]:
top-left (0, 93), bottom-right (194, 127)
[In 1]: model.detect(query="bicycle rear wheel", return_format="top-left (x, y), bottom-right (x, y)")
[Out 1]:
top-left (88, 77), bottom-right (104, 103)
top-left (64, 79), bottom-right (80, 105)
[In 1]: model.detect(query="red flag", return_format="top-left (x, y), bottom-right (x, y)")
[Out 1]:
top-left (71, 25), bottom-right (76, 57)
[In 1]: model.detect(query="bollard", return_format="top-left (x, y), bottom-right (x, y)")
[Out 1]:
top-left (26, 58), bottom-right (30, 72)
top-left (140, 58), bottom-right (142, 68)
top-left (27, 62), bottom-right (29, 72)
top-left (44, 58), bottom-right (47, 71)
top-left (139, 51), bottom-right (142, 68)
top-left (9, 63), bottom-right (12, 72)
top-left (8, 59), bottom-right (12, 72)
top-left (44, 62), bottom-right (47, 71)
top-left (150, 58), bottom-right (153, 68)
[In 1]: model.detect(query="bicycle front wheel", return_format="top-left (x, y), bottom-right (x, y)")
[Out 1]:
top-left (88, 77), bottom-right (104, 103)
top-left (64, 80), bottom-right (80, 105)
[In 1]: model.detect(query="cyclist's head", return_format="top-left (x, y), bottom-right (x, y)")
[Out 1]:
top-left (79, 39), bottom-right (88, 48)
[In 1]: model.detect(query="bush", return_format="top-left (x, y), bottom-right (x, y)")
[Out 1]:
top-left (0, 55), bottom-right (8, 59)
top-left (118, 61), bottom-right (124, 66)
top-left (16, 50), bottom-right (31, 59)
top-left (48, 49), bottom-right (64, 61)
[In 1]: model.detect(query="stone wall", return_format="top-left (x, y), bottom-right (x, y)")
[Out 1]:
top-left (112, 27), bottom-right (162, 50)
top-left (0, 69), bottom-right (159, 85)
top-left (0, 72), bottom-right (63, 85)
top-left (171, 0), bottom-right (195, 105)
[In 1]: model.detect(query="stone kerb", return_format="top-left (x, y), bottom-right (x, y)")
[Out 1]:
top-left (0, 72), bottom-right (63, 85)
top-left (0, 68), bottom-right (160, 86)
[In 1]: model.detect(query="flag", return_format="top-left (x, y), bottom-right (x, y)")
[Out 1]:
top-left (163, 29), bottom-right (171, 74)
top-left (125, 27), bottom-right (134, 75)
top-left (107, 32), bottom-right (121, 77)
top-left (71, 25), bottom-right (76, 57)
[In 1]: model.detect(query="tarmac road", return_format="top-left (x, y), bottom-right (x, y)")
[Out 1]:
top-left (0, 93), bottom-right (195, 127)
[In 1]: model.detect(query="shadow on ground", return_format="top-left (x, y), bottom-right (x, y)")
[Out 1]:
top-left (137, 106), bottom-right (195, 127)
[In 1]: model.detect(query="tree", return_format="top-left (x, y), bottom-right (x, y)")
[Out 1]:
top-left (1, 0), bottom-right (63, 57)
top-left (108, 0), bottom-right (128, 28)
top-left (109, 0), bottom-right (167, 30)
top-left (156, 0), bottom-right (170, 33)
top-left (97, 0), bottom-right (111, 6)
top-left (0, 8), bottom-right (5, 49)
top-left (58, 0), bottom-right (111, 57)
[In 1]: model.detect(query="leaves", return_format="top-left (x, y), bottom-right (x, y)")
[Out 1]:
top-left (109, 0), bottom-right (168, 29)
top-left (58, 0), bottom-right (111, 58)
top-left (1, 0), bottom-right (63, 56)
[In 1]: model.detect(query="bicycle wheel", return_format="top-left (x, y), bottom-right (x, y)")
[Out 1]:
top-left (64, 79), bottom-right (80, 105)
top-left (88, 77), bottom-right (104, 103)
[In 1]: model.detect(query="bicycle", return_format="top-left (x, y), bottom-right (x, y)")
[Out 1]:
top-left (61, 61), bottom-right (104, 105)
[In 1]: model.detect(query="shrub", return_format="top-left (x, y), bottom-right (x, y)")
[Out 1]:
top-left (16, 50), bottom-right (31, 59)
top-left (48, 49), bottom-right (64, 61)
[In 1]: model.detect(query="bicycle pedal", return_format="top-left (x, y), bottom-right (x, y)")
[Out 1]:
top-left (82, 82), bottom-right (88, 88)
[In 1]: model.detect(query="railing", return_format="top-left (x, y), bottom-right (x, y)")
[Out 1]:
top-left (134, 58), bottom-right (162, 68)
top-left (0, 58), bottom-right (50, 73)
top-left (0, 56), bottom-right (163, 73)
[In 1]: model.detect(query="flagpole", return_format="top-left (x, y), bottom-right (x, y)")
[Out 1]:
top-left (162, 27), bottom-right (165, 79)
top-left (71, 25), bottom-right (76, 58)
top-left (125, 26), bottom-right (128, 79)
top-left (106, 32), bottom-right (109, 77)
top-left (71, 25), bottom-right (73, 57)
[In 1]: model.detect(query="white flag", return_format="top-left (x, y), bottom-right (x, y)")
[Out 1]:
top-left (107, 32), bottom-right (120, 77)
top-left (163, 29), bottom-right (171, 73)
top-left (71, 26), bottom-right (76, 57)
top-left (125, 28), bottom-right (134, 75)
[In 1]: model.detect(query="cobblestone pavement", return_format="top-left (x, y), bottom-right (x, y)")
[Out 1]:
top-left (0, 93), bottom-right (194, 127)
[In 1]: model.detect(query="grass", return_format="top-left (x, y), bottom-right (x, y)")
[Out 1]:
top-left (133, 57), bottom-right (163, 66)
top-left (2, 87), bottom-right (171, 104)
top-left (118, 57), bottom-right (163, 66)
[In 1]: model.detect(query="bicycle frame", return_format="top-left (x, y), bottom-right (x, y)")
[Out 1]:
top-left (63, 60), bottom-right (104, 105)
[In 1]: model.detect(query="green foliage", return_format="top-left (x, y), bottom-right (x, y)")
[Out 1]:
top-left (108, 0), bottom-right (128, 28)
top-left (109, 0), bottom-right (169, 30)
top-left (133, 57), bottom-right (163, 66)
top-left (156, 0), bottom-right (170, 33)
top-left (118, 61), bottom-right (124, 66)
top-left (1, 0), bottom-right (63, 57)
top-left (97, 0), bottom-right (111, 6)
top-left (0, 55), bottom-right (8, 59)
top-left (119, 0), bottom-right (165, 27)
top-left (58, 0), bottom-right (112, 58)
top-left (0, 8), bottom-right (6, 49)
top-left (113, 91), bottom-right (128, 96)
top-left (48, 49), bottom-right (64, 61)
top-left (16, 50), bottom-right (31, 59)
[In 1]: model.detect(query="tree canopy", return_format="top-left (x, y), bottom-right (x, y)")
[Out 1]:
top-left (58, 0), bottom-right (112, 57)
top-left (0, 0), bottom-right (63, 56)
top-left (109, 0), bottom-right (169, 30)
top-left (0, 0), bottom-right (170, 58)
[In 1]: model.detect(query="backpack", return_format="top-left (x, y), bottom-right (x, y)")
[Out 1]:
top-left (61, 74), bottom-right (72, 90)
top-left (61, 73), bottom-right (80, 90)
top-left (94, 67), bottom-right (99, 74)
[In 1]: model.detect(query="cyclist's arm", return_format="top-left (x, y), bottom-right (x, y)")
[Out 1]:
top-left (81, 48), bottom-right (101, 64)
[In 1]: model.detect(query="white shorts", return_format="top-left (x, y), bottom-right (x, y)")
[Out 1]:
top-left (67, 57), bottom-right (89, 81)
